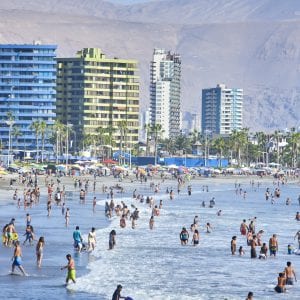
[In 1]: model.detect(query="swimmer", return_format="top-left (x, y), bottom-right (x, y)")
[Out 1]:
top-left (192, 229), bottom-right (199, 246)
top-left (93, 197), bottom-right (97, 212)
top-left (179, 227), bottom-right (189, 245)
top-left (274, 272), bottom-right (286, 293)
top-left (206, 223), bottom-right (212, 233)
top-left (259, 243), bottom-right (268, 259)
top-left (109, 230), bottom-right (116, 250)
top-left (231, 236), bottom-right (237, 255)
top-left (61, 254), bottom-right (76, 284)
top-left (73, 226), bottom-right (83, 252)
top-left (296, 212), bottom-right (300, 221)
top-left (240, 219), bottom-right (248, 236)
top-left (112, 284), bottom-right (124, 300)
top-left (149, 216), bottom-right (154, 230)
top-left (36, 236), bottom-right (45, 268)
top-left (269, 234), bottom-right (278, 257)
top-left (11, 241), bottom-right (27, 276)
top-left (284, 261), bottom-right (297, 285)
top-left (245, 291), bottom-right (253, 300)
top-left (88, 227), bottom-right (96, 251)
top-left (65, 208), bottom-right (70, 227)
top-left (239, 246), bottom-right (245, 256)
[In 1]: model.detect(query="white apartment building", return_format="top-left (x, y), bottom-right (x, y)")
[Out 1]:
top-left (150, 48), bottom-right (181, 139)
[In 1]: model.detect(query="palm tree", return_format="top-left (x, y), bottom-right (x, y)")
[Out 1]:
top-left (118, 120), bottom-right (128, 164)
top-left (39, 120), bottom-right (47, 163)
top-left (150, 124), bottom-right (164, 165)
top-left (30, 121), bottom-right (41, 163)
top-left (12, 126), bottom-right (22, 151)
top-left (105, 125), bottom-right (117, 158)
top-left (144, 123), bottom-right (152, 156)
top-left (229, 128), bottom-right (249, 166)
top-left (212, 136), bottom-right (226, 167)
top-left (287, 132), bottom-right (300, 168)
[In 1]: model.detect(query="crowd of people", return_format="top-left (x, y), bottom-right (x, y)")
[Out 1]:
top-left (1, 169), bottom-right (299, 299)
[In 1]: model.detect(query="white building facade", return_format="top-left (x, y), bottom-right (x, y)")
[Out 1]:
top-left (202, 84), bottom-right (243, 135)
top-left (150, 48), bottom-right (181, 139)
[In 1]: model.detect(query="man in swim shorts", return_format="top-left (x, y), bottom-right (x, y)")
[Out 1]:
top-left (61, 254), bottom-right (76, 284)
top-left (269, 234), bottom-right (278, 257)
top-left (11, 241), bottom-right (27, 275)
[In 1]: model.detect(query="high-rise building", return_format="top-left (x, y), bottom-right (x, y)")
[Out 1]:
top-left (201, 84), bottom-right (243, 135)
top-left (0, 43), bottom-right (57, 151)
top-left (56, 48), bottom-right (139, 151)
top-left (150, 48), bottom-right (181, 139)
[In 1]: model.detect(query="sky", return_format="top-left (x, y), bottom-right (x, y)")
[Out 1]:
top-left (106, 0), bottom-right (160, 4)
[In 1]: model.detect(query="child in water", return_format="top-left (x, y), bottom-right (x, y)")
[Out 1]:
top-left (239, 246), bottom-right (245, 256)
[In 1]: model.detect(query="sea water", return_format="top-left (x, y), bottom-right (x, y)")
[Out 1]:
top-left (0, 178), bottom-right (299, 300)
top-left (73, 179), bottom-right (300, 300)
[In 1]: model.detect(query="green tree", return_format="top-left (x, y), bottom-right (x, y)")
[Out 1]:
top-left (39, 120), bottom-right (47, 163)
top-left (30, 121), bottom-right (41, 163)
top-left (212, 136), bottom-right (226, 167)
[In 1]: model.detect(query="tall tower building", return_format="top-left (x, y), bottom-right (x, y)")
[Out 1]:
top-left (0, 43), bottom-right (57, 151)
top-left (56, 48), bottom-right (139, 151)
top-left (150, 48), bottom-right (181, 139)
top-left (202, 84), bottom-right (243, 135)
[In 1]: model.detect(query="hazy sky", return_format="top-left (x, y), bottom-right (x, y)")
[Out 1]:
top-left (107, 0), bottom-right (159, 4)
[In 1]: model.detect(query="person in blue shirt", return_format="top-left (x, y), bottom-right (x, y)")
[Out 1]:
top-left (73, 226), bottom-right (83, 252)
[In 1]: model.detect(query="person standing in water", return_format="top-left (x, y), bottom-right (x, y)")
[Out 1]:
top-left (88, 227), bottom-right (96, 251)
top-left (274, 272), bottom-right (286, 293)
top-left (231, 236), bottom-right (237, 255)
top-left (61, 254), bottom-right (76, 285)
top-left (179, 227), bottom-right (189, 245)
top-left (11, 241), bottom-right (27, 276)
top-left (109, 230), bottom-right (116, 250)
top-left (284, 261), bottom-right (297, 285)
top-left (36, 236), bottom-right (45, 268)
top-left (112, 284), bottom-right (125, 300)
top-left (269, 234), bottom-right (278, 257)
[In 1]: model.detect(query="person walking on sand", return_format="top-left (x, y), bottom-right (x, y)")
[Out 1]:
top-left (36, 236), bottom-right (45, 268)
top-left (61, 254), bottom-right (76, 285)
top-left (11, 241), bottom-right (27, 276)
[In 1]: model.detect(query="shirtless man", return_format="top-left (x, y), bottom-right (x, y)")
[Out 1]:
top-left (11, 241), bottom-right (27, 275)
top-left (250, 235), bottom-right (258, 258)
top-left (269, 234), bottom-right (278, 257)
top-left (61, 254), bottom-right (76, 284)
top-left (274, 272), bottom-right (286, 293)
top-left (6, 220), bottom-right (16, 246)
top-left (284, 261), bottom-right (297, 285)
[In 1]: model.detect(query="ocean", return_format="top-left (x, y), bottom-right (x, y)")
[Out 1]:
top-left (0, 177), bottom-right (299, 299)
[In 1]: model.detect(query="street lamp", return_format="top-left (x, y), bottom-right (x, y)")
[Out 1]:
top-left (6, 120), bottom-right (15, 167)
top-left (66, 123), bottom-right (73, 173)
